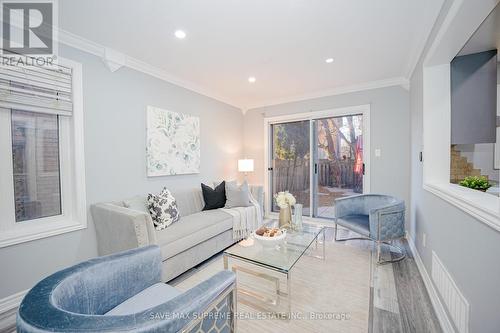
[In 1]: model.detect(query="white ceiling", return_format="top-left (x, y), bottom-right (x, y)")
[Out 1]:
top-left (59, 0), bottom-right (444, 109)
top-left (458, 3), bottom-right (500, 57)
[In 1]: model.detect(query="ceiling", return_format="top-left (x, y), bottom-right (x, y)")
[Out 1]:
top-left (458, 3), bottom-right (500, 57)
top-left (59, 0), bottom-right (444, 109)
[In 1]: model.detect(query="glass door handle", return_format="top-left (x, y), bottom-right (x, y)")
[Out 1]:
top-left (314, 163), bottom-right (318, 174)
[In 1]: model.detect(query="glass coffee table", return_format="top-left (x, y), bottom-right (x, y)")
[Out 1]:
top-left (223, 220), bottom-right (326, 317)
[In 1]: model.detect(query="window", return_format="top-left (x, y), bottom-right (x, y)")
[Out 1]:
top-left (422, 0), bottom-right (499, 229)
top-left (0, 57), bottom-right (86, 247)
top-left (12, 110), bottom-right (62, 222)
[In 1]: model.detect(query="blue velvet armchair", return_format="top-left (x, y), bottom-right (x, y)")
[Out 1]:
top-left (334, 194), bottom-right (406, 264)
top-left (17, 245), bottom-right (236, 333)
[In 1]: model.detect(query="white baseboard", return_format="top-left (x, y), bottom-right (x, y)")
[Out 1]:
top-left (0, 289), bottom-right (27, 333)
top-left (406, 234), bottom-right (456, 333)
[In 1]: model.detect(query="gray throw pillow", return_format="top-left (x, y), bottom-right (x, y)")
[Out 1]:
top-left (224, 180), bottom-right (252, 208)
top-left (147, 187), bottom-right (180, 230)
top-left (123, 196), bottom-right (149, 213)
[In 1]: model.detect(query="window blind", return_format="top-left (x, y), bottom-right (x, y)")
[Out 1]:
top-left (0, 58), bottom-right (73, 116)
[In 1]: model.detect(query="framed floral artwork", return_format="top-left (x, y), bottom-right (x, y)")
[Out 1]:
top-left (146, 106), bottom-right (200, 176)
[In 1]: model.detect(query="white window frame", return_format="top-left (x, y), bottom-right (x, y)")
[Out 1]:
top-left (0, 57), bottom-right (86, 248)
top-left (263, 104), bottom-right (371, 220)
top-left (422, 0), bottom-right (500, 231)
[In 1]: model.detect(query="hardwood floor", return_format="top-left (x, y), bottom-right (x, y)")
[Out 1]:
top-left (387, 241), bottom-right (442, 333)
top-left (171, 225), bottom-right (442, 333)
top-left (337, 228), bottom-right (442, 333)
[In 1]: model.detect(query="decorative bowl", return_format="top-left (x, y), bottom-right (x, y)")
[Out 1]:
top-left (252, 228), bottom-right (287, 248)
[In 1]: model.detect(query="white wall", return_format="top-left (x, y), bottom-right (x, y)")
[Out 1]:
top-left (243, 85), bottom-right (411, 215)
top-left (410, 1), bottom-right (500, 332)
top-left (0, 44), bottom-right (243, 299)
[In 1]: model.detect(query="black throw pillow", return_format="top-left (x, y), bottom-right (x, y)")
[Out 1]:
top-left (201, 181), bottom-right (226, 210)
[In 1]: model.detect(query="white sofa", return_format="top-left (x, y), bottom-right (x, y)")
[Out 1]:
top-left (90, 186), bottom-right (263, 282)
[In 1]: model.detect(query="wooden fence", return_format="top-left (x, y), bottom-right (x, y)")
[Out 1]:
top-left (273, 159), bottom-right (310, 192)
top-left (317, 159), bottom-right (355, 188)
top-left (273, 158), bottom-right (359, 192)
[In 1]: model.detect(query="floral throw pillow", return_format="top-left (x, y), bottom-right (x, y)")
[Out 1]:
top-left (147, 187), bottom-right (180, 230)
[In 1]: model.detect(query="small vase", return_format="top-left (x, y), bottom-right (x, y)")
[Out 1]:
top-left (278, 205), bottom-right (292, 228)
top-left (292, 204), bottom-right (303, 231)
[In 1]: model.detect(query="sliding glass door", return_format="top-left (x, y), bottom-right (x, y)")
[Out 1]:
top-left (312, 114), bottom-right (364, 218)
top-left (268, 109), bottom-right (367, 219)
top-left (271, 120), bottom-right (311, 216)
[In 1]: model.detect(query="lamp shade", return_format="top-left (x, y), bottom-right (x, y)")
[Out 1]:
top-left (238, 159), bottom-right (254, 172)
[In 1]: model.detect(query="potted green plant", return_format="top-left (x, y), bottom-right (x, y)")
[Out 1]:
top-left (459, 176), bottom-right (492, 192)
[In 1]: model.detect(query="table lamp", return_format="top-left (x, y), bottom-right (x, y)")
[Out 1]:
top-left (238, 159), bottom-right (254, 177)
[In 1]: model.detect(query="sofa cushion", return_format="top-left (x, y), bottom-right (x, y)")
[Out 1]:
top-left (336, 214), bottom-right (370, 237)
top-left (224, 180), bottom-right (252, 208)
top-left (201, 181), bottom-right (226, 210)
top-left (105, 283), bottom-right (181, 316)
top-left (170, 188), bottom-right (205, 216)
top-left (148, 188), bottom-right (180, 230)
top-left (123, 195), bottom-right (149, 213)
top-left (156, 209), bottom-right (233, 260)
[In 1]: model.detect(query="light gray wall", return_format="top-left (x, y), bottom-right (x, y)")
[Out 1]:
top-left (450, 50), bottom-right (497, 145)
top-left (410, 1), bottom-right (500, 332)
top-left (243, 86), bottom-right (411, 215)
top-left (0, 45), bottom-right (243, 299)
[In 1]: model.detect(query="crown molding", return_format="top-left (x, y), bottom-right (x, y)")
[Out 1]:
top-left (103, 47), bottom-right (126, 72)
top-left (58, 29), bottom-right (103, 57)
top-left (57, 29), bottom-right (243, 110)
top-left (58, 29), bottom-right (412, 114)
top-left (244, 77), bottom-right (410, 110)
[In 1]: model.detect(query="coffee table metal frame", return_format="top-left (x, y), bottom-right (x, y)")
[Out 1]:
top-left (223, 224), bottom-right (326, 318)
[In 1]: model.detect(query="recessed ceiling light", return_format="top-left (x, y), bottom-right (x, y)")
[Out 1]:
top-left (174, 30), bottom-right (186, 39)
top-left (325, 58), bottom-right (334, 63)
top-left (248, 76), bottom-right (256, 83)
